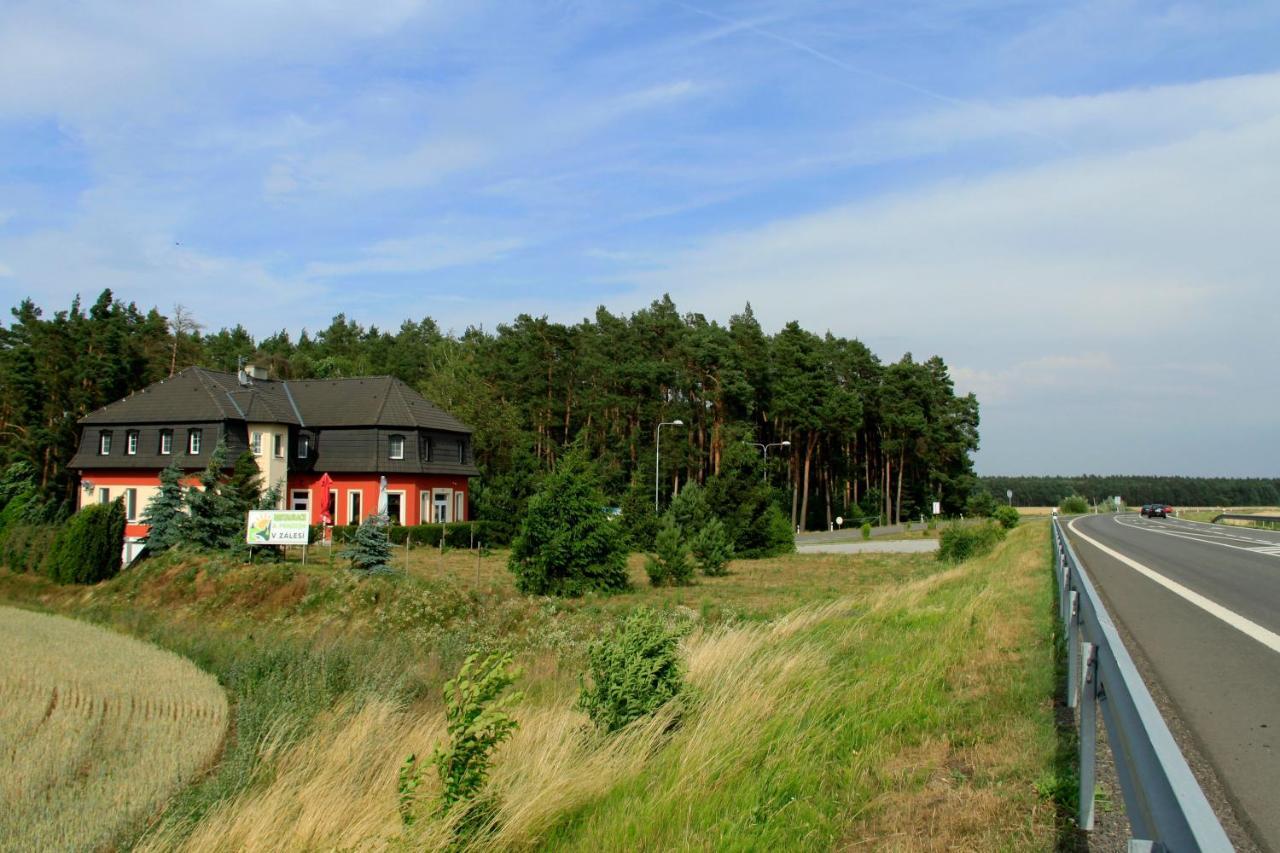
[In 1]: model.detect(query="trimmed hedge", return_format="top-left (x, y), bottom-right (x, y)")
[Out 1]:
top-left (308, 521), bottom-right (490, 549)
top-left (46, 499), bottom-right (126, 584)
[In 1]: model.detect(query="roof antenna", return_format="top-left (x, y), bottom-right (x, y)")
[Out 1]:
top-left (237, 355), bottom-right (253, 387)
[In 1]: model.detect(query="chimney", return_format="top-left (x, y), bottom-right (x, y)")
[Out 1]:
top-left (246, 364), bottom-right (269, 381)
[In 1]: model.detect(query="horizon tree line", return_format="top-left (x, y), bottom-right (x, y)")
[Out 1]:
top-left (0, 290), bottom-right (983, 530)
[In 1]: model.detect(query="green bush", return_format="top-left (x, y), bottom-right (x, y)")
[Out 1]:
top-left (46, 499), bottom-right (126, 584)
top-left (0, 522), bottom-right (58, 574)
top-left (690, 516), bottom-right (733, 576)
top-left (965, 489), bottom-right (999, 518)
top-left (432, 652), bottom-right (521, 811)
top-left (1058, 494), bottom-right (1090, 515)
top-left (508, 454), bottom-right (629, 596)
top-left (646, 519), bottom-right (693, 587)
top-left (992, 505), bottom-right (1020, 529)
top-left (578, 607), bottom-right (686, 733)
top-left (937, 521), bottom-right (1007, 564)
top-left (860, 521), bottom-right (872, 540)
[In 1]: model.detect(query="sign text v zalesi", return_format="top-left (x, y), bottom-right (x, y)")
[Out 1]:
top-left (246, 510), bottom-right (311, 545)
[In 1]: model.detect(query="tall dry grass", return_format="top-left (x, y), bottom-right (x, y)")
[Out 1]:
top-left (141, 525), bottom-right (1056, 851)
top-left (0, 606), bottom-right (228, 852)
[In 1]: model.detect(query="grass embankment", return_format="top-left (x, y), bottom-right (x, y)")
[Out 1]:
top-left (0, 607), bottom-right (227, 852)
top-left (0, 523), bottom-right (1059, 850)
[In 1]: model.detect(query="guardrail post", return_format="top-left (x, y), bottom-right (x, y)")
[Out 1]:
top-left (1067, 591), bottom-right (1080, 709)
top-left (1079, 641), bottom-right (1098, 831)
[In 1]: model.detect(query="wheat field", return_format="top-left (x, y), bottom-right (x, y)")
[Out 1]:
top-left (0, 606), bottom-right (229, 852)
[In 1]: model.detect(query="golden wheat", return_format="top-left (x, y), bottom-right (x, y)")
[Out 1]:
top-left (0, 606), bottom-right (228, 852)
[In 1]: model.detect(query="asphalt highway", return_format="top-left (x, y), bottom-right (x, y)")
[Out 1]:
top-left (1066, 514), bottom-right (1280, 851)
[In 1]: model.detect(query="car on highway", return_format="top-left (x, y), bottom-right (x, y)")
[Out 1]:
top-left (1140, 504), bottom-right (1153, 516)
top-left (1149, 503), bottom-right (1170, 518)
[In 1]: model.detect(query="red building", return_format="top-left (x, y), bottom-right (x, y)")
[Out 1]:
top-left (70, 365), bottom-right (479, 558)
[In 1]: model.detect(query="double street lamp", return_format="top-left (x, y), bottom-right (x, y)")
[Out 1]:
top-left (751, 440), bottom-right (791, 482)
top-left (655, 419), bottom-right (684, 511)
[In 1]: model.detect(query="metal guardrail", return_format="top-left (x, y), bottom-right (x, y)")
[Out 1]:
top-left (1211, 513), bottom-right (1280, 525)
top-left (1051, 517), bottom-right (1232, 851)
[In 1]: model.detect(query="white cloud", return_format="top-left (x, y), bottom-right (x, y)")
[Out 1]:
top-left (305, 232), bottom-right (523, 278)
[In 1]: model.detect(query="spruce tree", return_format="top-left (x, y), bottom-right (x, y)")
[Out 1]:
top-left (340, 513), bottom-right (394, 573)
top-left (185, 439), bottom-right (243, 551)
top-left (225, 451), bottom-right (263, 518)
top-left (142, 460), bottom-right (187, 551)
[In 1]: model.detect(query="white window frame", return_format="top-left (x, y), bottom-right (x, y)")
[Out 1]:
top-left (454, 491), bottom-right (465, 523)
top-left (99, 432), bottom-right (112, 455)
top-left (273, 433), bottom-right (284, 458)
top-left (432, 488), bottom-right (452, 524)
top-left (457, 440), bottom-right (465, 464)
top-left (385, 490), bottom-right (406, 525)
top-left (297, 435), bottom-right (310, 459)
top-left (124, 488), bottom-right (138, 521)
top-left (326, 489), bottom-right (338, 523)
top-left (98, 487), bottom-right (110, 504)
top-left (251, 431), bottom-right (262, 455)
top-left (126, 431), bottom-right (138, 455)
top-left (347, 490), bottom-right (363, 525)
top-left (389, 434), bottom-right (405, 460)
top-left (188, 429), bottom-right (202, 455)
top-left (290, 489), bottom-right (311, 513)
top-left (160, 430), bottom-right (173, 455)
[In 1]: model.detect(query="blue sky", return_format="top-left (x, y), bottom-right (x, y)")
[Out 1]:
top-left (3, 0), bottom-right (1280, 476)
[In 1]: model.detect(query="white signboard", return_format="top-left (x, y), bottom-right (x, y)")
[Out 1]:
top-left (932, 501), bottom-right (942, 516)
top-left (246, 510), bottom-right (311, 545)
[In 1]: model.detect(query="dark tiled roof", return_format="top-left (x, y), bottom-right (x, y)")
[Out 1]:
top-left (286, 376), bottom-right (471, 431)
top-left (79, 368), bottom-right (472, 433)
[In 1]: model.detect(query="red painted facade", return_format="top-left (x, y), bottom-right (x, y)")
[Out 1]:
top-left (82, 469), bottom-right (470, 535)
top-left (287, 472), bottom-right (470, 526)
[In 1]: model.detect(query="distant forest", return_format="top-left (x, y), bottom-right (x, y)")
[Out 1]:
top-left (980, 476), bottom-right (1280, 507)
top-left (0, 290), bottom-right (981, 531)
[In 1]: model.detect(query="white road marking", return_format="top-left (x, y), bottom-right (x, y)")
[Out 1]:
top-left (1113, 516), bottom-right (1280, 557)
top-left (1068, 516), bottom-right (1280, 655)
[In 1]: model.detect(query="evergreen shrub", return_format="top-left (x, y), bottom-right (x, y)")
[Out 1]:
top-left (340, 514), bottom-right (395, 574)
top-left (46, 500), bottom-right (126, 583)
top-left (578, 606), bottom-right (686, 733)
top-left (690, 516), bottom-right (733, 576)
top-left (508, 454), bottom-right (628, 596)
top-left (645, 519), bottom-right (693, 587)
top-left (861, 521), bottom-right (872, 540)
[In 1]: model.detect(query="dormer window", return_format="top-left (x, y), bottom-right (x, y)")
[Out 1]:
top-left (126, 430), bottom-right (139, 455)
top-left (160, 429), bottom-right (173, 455)
top-left (98, 431), bottom-right (113, 455)
top-left (457, 439), bottom-right (466, 464)
top-left (389, 434), bottom-right (405, 460)
top-left (422, 436), bottom-right (432, 462)
top-left (188, 429), bottom-right (202, 455)
top-left (297, 435), bottom-right (311, 459)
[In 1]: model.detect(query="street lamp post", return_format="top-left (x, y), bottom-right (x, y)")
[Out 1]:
top-left (655, 420), bottom-right (684, 511)
top-left (750, 440), bottom-right (792, 483)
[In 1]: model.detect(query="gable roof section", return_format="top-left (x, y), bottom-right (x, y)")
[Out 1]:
top-left (79, 368), bottom-right (471, 433)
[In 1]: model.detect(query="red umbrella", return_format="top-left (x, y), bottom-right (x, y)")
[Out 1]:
top-left (316, 473), bottom-right (334, 525)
